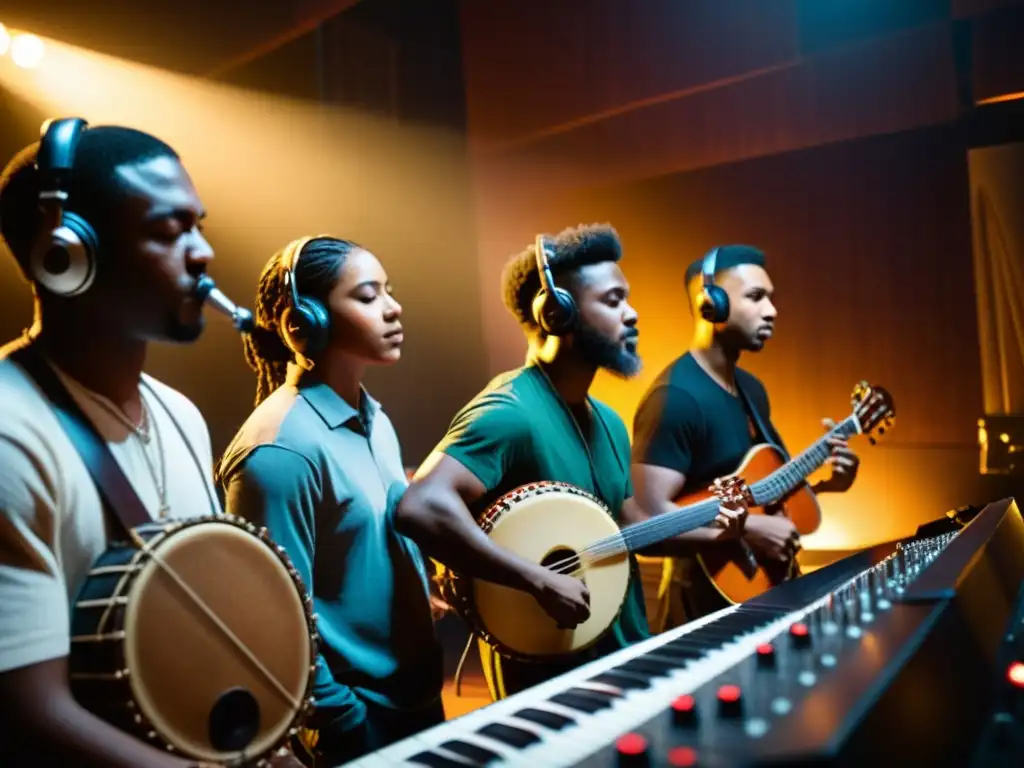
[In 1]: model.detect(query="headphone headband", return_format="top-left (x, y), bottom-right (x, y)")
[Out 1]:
top-left (281, 234), bottom-right (331, 307)
top-left (535, 234), bottom-right (557, 294)
top-left (701, 246), bottom-right (720, 287)
top-left (36, 117), bottom-right (89, 210)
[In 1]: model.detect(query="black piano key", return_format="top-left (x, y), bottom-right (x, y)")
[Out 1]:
top-left (641, 651), bottom-right (695, 667)
top-left (408, 751), bottom-right (474, 767)
top-left (589, 671), bottom-right (651, 690)
top-left (441, 739), bottom-right (502, 766)
top-left (650, 645), bottom-right (704, 661)
top-left (550, 690), bottom-right (615, 713)
top-left (476, 723), bottom-right (542, 749)
top-left (665, 638), bottom-right (729, 653)
top-left (514, 707), bottom-right (575, 730)
top-left (618, 657), bottom-right (680, 675)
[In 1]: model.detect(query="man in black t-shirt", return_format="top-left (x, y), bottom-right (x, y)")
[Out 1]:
top-left (631, 245), bottom-right (861, 630)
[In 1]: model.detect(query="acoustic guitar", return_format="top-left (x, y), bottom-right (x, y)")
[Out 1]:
top-left (439, 476), bottom-right (748, 661)
top-left (677, 381), bottom-right (895, 605)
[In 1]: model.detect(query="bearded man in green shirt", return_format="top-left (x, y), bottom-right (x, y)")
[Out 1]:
top-left (396, 223), bottom-right (745, 700)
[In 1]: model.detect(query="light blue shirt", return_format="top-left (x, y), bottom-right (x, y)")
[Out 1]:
top-left (216, 366), bottom-right (442, 734)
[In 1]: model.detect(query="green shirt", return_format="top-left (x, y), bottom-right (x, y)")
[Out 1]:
top-left (435, 363), bottom-right (650, 653)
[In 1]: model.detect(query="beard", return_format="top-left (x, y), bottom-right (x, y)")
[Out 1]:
top-left (574, 322), bottom-right (642, 378)
top-left (164, 313), bottom-right (205, 343)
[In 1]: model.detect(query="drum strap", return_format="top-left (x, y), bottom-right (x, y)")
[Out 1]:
top-left (10, 345), bottom-right (151, 538)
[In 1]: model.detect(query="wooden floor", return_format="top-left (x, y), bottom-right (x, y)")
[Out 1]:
top-left (441, 671), bottom-right (491, 719)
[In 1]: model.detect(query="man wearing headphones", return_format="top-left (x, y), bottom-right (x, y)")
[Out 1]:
top-left (0, 119), bottom-right (300, 767)
top-left (396, 224), bottom-right (745, 699)
top-left (631, 245), bottom-right (860, 630)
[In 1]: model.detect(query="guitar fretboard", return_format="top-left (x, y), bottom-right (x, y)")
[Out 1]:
top-left (749, 416), bottom-right (859, 505)
top-left (578, 414), bottom-right (862, 567)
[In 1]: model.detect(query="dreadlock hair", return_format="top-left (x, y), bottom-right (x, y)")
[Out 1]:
top-left (500, 223), bottom-right (623, 333)
top-left (0, 126), bottom-right (178, 280)
top-left (242, 236), bottom-right (359, 406)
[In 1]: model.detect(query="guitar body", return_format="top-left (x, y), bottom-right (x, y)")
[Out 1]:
top-left (677, 443), bottom-right (822, 605)
top-left (439, 482), bottom-right (631, 661)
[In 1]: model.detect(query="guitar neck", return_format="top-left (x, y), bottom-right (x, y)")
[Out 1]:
top-left (748, 415), bottom-right (860, 506)
top-left (581, 414), bottom-right (862, 566)
top-left (588, 497), bottom-right (724, 563)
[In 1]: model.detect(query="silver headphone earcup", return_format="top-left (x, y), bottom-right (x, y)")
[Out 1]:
top-left (29, 225), bottom-right (97, 297)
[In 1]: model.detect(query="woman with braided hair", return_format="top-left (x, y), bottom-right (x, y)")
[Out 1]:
top-left (216, 236), bottom-right (444, 766)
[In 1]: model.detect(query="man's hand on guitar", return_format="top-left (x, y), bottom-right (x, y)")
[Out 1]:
top-left (529, 568), bottom-right (592, 629)
top-left (708, 476), bottom-right (750, 540)
top-left (813, 417), bottom-right (860, 494)
top-left (711, 500), bottom-right (748, 540)
top-left (742, 515), bottom-right (800, 562)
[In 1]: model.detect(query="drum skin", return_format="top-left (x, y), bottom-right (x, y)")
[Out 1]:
top-left (443, 482), bottom-right (630, 661)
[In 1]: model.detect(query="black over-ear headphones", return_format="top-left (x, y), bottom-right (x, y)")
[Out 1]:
top-left (696, 246), bottom-right (730, 323)
top-left (279, 235), bottom-right (332, 358)
top-left (30, 117), bottom-right (102, 297)
top-left (531, 234), bottom-right (577, 336)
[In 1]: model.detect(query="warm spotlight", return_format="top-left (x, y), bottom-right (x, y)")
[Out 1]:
top-left (10, 33), bottom-right (45, 69)
top-left (0, 24), bottom-right (11, 57)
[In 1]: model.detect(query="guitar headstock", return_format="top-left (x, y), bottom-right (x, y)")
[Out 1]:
top-left (851, 381), bottom-right (895, 445)
top-left (711, 476), bottom-right (753, 508)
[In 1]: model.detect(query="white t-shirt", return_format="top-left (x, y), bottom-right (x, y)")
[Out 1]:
top-left (0, 354), bottom-right (220, 673)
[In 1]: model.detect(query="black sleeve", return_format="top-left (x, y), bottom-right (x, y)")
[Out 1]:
top-left (631, 385), bottom-right (704, 475)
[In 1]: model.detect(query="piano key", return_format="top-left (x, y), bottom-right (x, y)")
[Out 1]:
top-left (408, 751), bottom-right (478, 768)
top-left (550, 690), bottom-right (615, 713)
top-left (513, 707), bottom-right (575, 730)
top-left (440, 739), bottom-right (503, 766)
top-left (475, 723), bottom-right (542, 749)
top-left (587, 671), bottom-right (651, 690)
top-left (617, 656), bottom-right (683, 676)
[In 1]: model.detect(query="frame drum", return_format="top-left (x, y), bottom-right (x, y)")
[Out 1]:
top-left (70, 516), bottom-right (317, 766)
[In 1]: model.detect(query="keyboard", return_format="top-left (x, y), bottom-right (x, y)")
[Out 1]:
top-left (347, 497), bottom-right (1024, 767)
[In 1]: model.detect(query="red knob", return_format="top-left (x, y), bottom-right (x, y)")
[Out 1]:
top-left (790, 621), bottom-right (810, 648)
top-left (616, 732), bottom-right (649, 766)
top-left (671, 694), bottom-right (697, 726)
top-left (717, 684), bottom-right (742, 717)
top-left (668, 746), bottom-right (699, 767)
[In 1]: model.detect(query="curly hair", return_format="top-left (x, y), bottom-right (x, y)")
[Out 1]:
top-left (500, 223), bottom-right (622, 331)
top-left (242, 237), bottom-right (359, 405)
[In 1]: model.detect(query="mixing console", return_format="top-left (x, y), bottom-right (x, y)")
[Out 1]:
top-left (349, 497), bottom-right (1024, 767)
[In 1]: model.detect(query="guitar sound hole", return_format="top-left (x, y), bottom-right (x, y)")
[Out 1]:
top-left (541, 547), bottom-right (583, 583)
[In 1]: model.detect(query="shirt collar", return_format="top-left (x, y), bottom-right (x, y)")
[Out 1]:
top-left (286, 362), bottom-right (379, 432)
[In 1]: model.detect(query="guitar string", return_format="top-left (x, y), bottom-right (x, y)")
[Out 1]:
top-left (548, 400), bottom-right (880, 575)
top-left (544, 415), bottom-right (861, 577)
